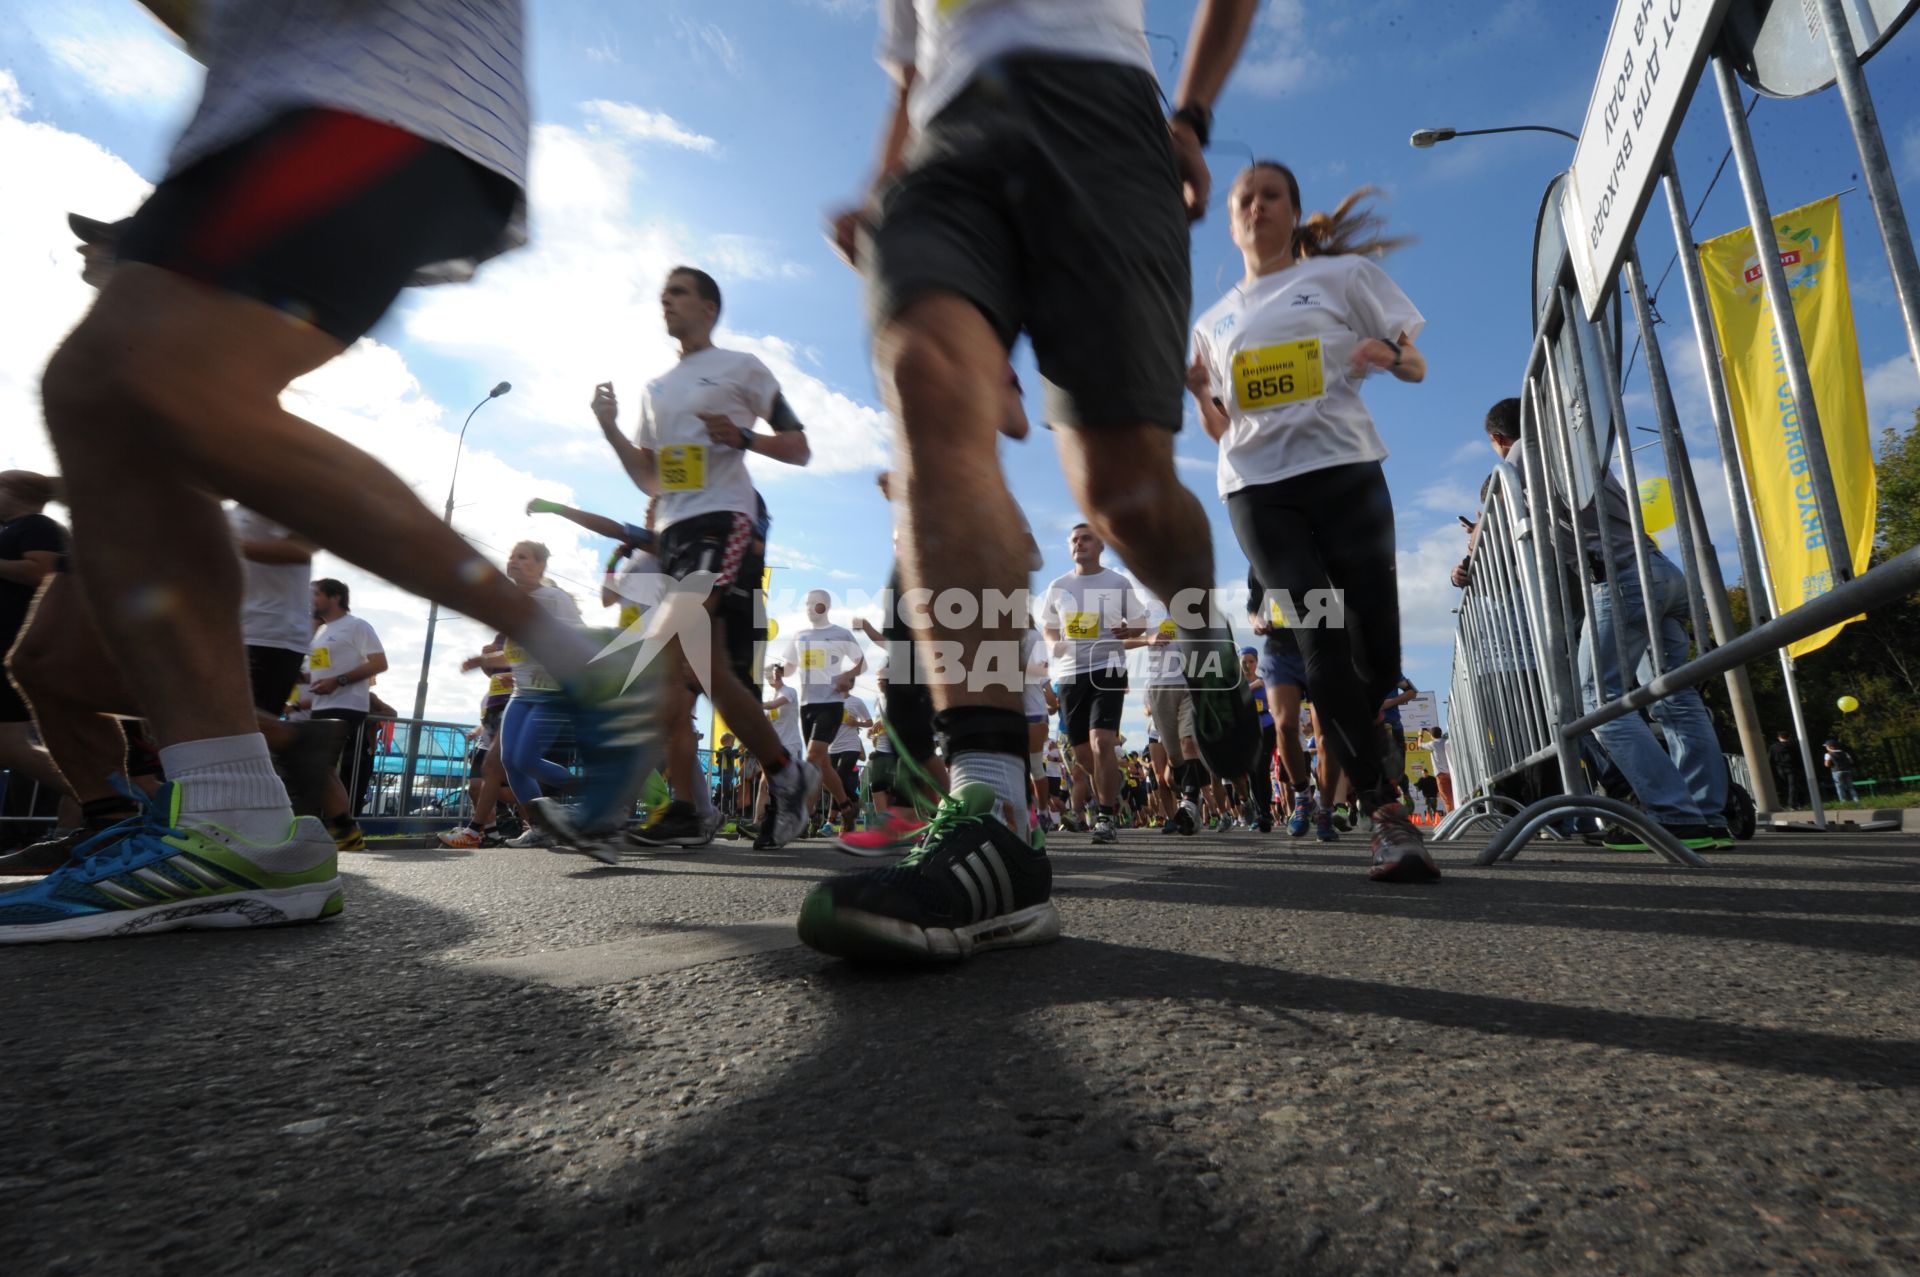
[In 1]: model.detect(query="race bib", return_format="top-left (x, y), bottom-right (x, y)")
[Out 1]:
top-left (768, 706), bottom-right (780, 721)
top-left (1064, 612), bottom-right (1100, 640)
top-left (801, 648), bottom-right (827, 670)
top-left (659, 444), bottom-right (708, 491)
top-left (842, 707), bottom-right (853, 724)
top-left (1157, 618), bottom-right (1177, 639)
top-left (488, 673), bottom-right (513, 697)
top-left (310, 647), bottom-right (332, 670)
top-left (1268, 598), bottom-right (1290, 628)
top-left (504, 640), bottom-right (527, 665)
top-left (1233, 338), bottom-right (1325, 412)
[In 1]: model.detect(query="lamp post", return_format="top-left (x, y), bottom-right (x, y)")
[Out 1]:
top-left (399, 381), bottom-right (511, 816)
top-left (1408, 124), bottom-right (1579, 148)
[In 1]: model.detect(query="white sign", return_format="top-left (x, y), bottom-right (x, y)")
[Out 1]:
top-left (1399, 690), bottom-right (1440, 735)
top-left (1561, 0), bottom-right (1735, 318)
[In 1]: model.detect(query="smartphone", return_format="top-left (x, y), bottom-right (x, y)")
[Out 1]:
top-left (1458, 515), bottom-right (1474, 529)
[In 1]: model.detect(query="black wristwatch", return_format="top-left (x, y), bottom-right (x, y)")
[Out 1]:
top-left (1383, 336), bottom-right (1404, 368)
top-left (1171, 102), bottom-right (1212, 150)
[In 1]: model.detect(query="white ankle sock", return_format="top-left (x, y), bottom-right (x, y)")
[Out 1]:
top-left (951, 751), bottom-right (1030, 833)
top-left (158, 733), bottom-right (295, 845)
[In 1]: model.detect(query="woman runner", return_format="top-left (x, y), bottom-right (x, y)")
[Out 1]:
top-left (1189, 162), bottom-right (1438, 882)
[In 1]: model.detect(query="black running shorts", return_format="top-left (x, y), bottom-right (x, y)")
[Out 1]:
top-left (658, 512), bottom-right (765, 693)
top-left (801, 702), bottom-right (844, 748)
top-left (245, 645), bottom-right (305, 717)
top-left (864, 57), bottom-right (1189, 432)
top-left (118, 109), bottom-right (517, 346)
top-left (865, 752), bottom-right (899, 794)
top-left (1059, 669), bottom-right (1128, 747)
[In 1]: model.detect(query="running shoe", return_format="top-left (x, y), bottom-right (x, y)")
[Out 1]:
top-left (0, 826), bottom-right (99, 877)
top-left (1314, 807), bottom-right (1338, 842)
top-left (1367, 800), bottom-right (1440, 882)
top-left (1183, 630), bottom-right (1262, 780)
top-left (627, 800), bottom-right (712, 851)
top-left (1287, 795), bottom-right (1311, 838)
top-left (505, 826), bottom-right (551, 849)
top-left (438, 826), bottom-right (485, 850)
top-left (0, 783), bottom-right (341, 944)
top-left (796, 782), bottom-right (1060, 963)
top-left (765, 760), bottom-right (822, 849)
top-left (834, 810), bottom-right (927, 858)
top-left (1331, 803), bottom-right (1354, 832)
top-left (328, 819), bottom-right (367, 854)
top-left (1704, 824), bottom-right (1734, 851)
top-left (1090, 812), bottom-right (1118, 844)
top-left (1600, 823), bottom-right (1716, 853)
top-left (1159, 815), bottom-right (1182, 837)
top-left (479, 826), bottom-right (507, 848)
top-left (1176, 799), bottom-right (1199, 836)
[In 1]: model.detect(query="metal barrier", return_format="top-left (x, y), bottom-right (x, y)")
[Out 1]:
top-left (1444, 1), bottom-right (1920, 861)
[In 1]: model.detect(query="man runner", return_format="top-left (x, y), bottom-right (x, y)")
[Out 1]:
top-left (8, 1), bottom-right (661, 944)
top-left (572, 267), bottom-right (820, 854)
top-left (801, 0), bottom-right (1262, 962)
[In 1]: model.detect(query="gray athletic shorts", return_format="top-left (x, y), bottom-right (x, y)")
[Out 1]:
top-left (863, 56), bottom-right (1190, 432)
top-left (1146, 684), bottom-right (1196, 764)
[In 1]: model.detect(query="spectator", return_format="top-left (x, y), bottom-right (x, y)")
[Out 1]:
top-left (308, 579), bottom-right (388, 823)
top-left (0, 471), bottom-right (76, 834)
top-left (1414, 769), bottom-right (1439, 817)
top-left (1429, 728), bottom-right (1454, 814)
top-left (1823, 737), bottom-right (1859, 804)
top-left (1769, 729), bottom-right (1804, 809)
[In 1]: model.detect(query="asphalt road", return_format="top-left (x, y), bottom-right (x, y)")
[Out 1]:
top-left (3, 822), bottom-right (1917, 1276)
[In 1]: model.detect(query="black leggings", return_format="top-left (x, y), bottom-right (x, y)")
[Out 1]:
top-left (1229, 461), bottom-right (1400, 802)
top-left (1249, 722), bottom-right (1276, 816)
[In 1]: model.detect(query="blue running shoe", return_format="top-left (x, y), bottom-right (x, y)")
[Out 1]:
top-left (1314, 807), bottom-right (1338, 842)
top-left (1287, 794), bottom-right (1312, 838)
top-left (0, 783), bottom-right (341, 944)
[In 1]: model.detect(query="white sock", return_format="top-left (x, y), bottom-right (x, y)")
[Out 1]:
top-left (950, 750), bottom-right (1030, 833)
top-left (159, 733), bottom-right (294, 845)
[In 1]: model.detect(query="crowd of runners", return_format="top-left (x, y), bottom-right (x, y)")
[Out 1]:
top-left (0, 0), bottom-right (1462, 959)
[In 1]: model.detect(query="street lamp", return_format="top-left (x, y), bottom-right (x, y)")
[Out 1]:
top-left (399, 381), bottom-right (511, 815)
top-left (1409, 124), bottom-right (1579, 148)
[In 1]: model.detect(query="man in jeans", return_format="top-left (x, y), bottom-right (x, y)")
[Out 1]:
top-left (307, 578), bottom-right (387, 841)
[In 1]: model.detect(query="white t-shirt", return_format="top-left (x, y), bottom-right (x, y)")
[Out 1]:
top-left (505, 586), bottom-right (582, 696)
top-left (230, 506), bottom-right (310, 654)
top-left (766, 684), bottom-right (802, 754)
top-left (871, 693), bottom-right (896, 754)
top-left (779, 623), bottom-right (864, 706)
top-left (880, 0), bottom-right (1151, 131)
top-left (1043, 737), bottom-right (1063, 778)
top-left (635, 346), bottom-right (783, 532)
top-left (1430, 738), bottom-right (1452, 774)
top-left (308, 613), bottom-right (384, 714)
top-left (1039, 567), bottom-right (1143, 679)
top-left (172, 0), bottom-right (528, 269)
top-left (1021, 628), bottom-right (1050, 718)
top-left (831, 695), bottom-right (871, 755)
top-left (1192, 255), bottom-right (1426, 497)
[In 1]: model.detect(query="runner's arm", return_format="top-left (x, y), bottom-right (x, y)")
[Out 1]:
top-left (236, 537), bottom-right (314, 566)
top-left (744, 394), bottom-right (811, 466)
top-left (528, 500), bottom-right (629, 541)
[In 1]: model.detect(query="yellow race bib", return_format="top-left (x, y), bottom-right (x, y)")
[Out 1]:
top-left (801, 647), bottom-right (827, 670)
top-left (310, 647), bottom-right (332, 670)
top-left (1268, 598), bottom-right (1291, 628)
top-left (1232, 338), bottom-right (1325, 412)
top-left (659, 444), bottom-right (708, 491)
top-left (1064, 612), bottom-right (1100, 640)
top-left (504, 640), bottom-right (527, 664)
top-left (1157, 618), bottom-right (1177, 639)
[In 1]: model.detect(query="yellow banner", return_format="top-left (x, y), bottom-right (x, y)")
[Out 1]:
top-left (1698, 195), bottom-right (1876, 658)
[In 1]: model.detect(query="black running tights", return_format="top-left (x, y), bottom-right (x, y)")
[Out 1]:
top-left (1229, 461), bottom-right (1400, 804)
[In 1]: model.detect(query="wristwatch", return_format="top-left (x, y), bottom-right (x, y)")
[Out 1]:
top-left (1383, 336), bottom-right (1404, 368)
top-left (1171, 102), bottom-right (1212, 150)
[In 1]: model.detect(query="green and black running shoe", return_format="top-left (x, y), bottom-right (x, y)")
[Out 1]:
top-left (796, 783), bottom-right (1061, 963)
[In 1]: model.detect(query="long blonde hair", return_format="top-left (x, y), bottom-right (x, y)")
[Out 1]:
top-left (1240, 161), bottom-right (1414, 260)
top-left (510, 539), bottom-right (562, 592)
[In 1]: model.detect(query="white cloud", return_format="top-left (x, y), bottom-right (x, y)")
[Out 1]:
top-left (704, 233), bottom-right (809, 282)
top-left (585, 39), bottom-right (620, 65)
top-left (1234, 0), bottom-right (1346, 98)
top-left (404, 118), bottom-right (891, 480)
top-left (1898, 120), bottom-right (1920, 191)
top-left (0, 70), bottom-right (25, 117)
top-left (1862, 352), bottom-right (1918, 432)
top-left (671, 17), bottom-right (744, 77)
top-left (30, 4), bottom-right (198, 109)
top-left (582, 100), bottom-right (717, 153)
top-left (1397, 520), bottom-right (1472, 646)
top-left (1412, 478), bottom-right (1482, 515)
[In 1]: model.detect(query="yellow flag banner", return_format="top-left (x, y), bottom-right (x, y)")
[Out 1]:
top-left (1698, 195), bottom-right (1876, 658)
top-left (1637, 477), bottom-right (1675, 534)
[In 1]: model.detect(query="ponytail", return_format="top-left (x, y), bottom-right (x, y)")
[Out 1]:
top-left (1237, 161), bottom-right (1413, 260)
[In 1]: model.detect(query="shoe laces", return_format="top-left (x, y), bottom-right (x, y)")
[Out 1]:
top-left (73, 788), bottom-right (185, 882)
top-left (895, 794), bottom-right (981, 871)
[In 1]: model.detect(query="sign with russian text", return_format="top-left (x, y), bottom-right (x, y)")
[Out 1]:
top-left (1561, 0), bottom-right (1735, 317)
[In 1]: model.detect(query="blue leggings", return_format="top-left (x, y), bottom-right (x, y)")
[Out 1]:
top-left (501, 696), bottom-right (575, 800)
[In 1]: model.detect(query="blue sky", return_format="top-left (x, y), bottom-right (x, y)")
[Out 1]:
top-left (3, 0), bottom-right (1918, 741)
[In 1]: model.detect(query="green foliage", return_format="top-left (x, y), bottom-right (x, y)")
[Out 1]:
top-left (1715, 408), bottom-right (1920, 784)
